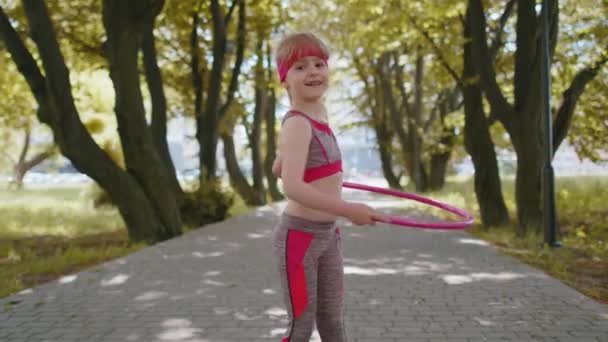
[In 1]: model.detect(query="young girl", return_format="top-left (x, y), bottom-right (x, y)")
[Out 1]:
top-left (271, 32), bottom-right (385, 342)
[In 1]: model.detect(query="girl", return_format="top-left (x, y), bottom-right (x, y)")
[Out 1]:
top-left (271, 32), bottom-right (385, 342)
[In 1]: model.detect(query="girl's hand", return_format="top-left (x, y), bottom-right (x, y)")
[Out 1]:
top-left (343, 202), bottom-right (388, 226)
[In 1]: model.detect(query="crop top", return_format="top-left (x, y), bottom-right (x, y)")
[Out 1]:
top-left (281, 110), bottom-right (343, 183)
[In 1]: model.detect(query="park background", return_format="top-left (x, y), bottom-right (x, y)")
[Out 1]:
top-left (0, 0), bottom-right (606, 304)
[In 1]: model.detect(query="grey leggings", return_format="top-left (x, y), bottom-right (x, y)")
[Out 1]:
top-left (272, 212), bottom-right (348, 342)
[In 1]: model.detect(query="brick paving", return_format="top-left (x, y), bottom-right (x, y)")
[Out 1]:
top-left (1, 190), bottom-right (606, 341)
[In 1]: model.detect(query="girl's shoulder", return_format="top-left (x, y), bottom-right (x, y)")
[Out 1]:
top-left (281, 110), bottom-right (310, 125)
top-left (281, 110), bottom-right (332, 135)
top-left (281, 112), bottom-right (313, 133)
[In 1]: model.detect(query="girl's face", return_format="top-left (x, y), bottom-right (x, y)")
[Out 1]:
top-left (282, 56), bottom-right (329, 102)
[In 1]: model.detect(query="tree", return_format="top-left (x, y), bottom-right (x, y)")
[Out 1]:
top-left (0, 52), bottom-right (56, 190)
top-left (152, 0), bottom-right (284, 205)
top-left (0, 0), bottom-right (181, 243)
top-left (289, 0), bottom-right (469, 192)
top-left (141, 5), bottom-right (184, 202)
top-left (552, 1), bottom-right (608, 162)
top-left (468, 0), bottom-right (608, 234)
top-left (194, 0), bottom-right (241, 181)
top-left (461, 1), bottom-right (512, 227)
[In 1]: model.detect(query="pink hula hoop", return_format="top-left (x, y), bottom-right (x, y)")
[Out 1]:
top-left (342, 182), bottom-right (474, 229)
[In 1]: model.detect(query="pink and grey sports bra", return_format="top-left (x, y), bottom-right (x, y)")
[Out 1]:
top-left (281, 110), bottom-right (343, 183)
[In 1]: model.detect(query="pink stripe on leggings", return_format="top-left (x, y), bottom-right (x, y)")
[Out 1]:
top-left (286, 229), bottom-right (313, 319)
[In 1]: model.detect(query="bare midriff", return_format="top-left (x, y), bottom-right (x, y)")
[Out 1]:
top-left (284, 171), bottom-right (343, 222)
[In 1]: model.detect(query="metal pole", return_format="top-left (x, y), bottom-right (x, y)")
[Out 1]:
top-left (541, 0), bottom-right (559, 247)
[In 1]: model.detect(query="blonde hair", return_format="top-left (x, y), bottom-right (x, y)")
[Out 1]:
top-left (275, 32), bottom-right (330, 66)
top-left (275, 33), bottom-right (330, 82)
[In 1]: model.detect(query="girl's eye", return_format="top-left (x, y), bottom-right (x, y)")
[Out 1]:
top-left (316, 63), bottom-right (325, 68)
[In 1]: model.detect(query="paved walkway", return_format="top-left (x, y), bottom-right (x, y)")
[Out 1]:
top-left (1, 190), bottom-right (607, 342)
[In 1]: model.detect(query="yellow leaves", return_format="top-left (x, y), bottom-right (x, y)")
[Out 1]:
top-left (84, 117), bottom-right (105, 135)
top-left (575, 226), bottom-right (587, 239)
top-left (218, 101), bottom-right (246, 136)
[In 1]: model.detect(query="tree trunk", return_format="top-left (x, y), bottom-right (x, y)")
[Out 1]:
top-left (198, 0), bottom-right (227, 180)
top-left (222, 133), bottom-right (265, 205)
top-left (142, 24), bottom-right (184, 203)
top-left (12, 147), bottom-right (55, 190)
top-left (378, 53), bottom-right (417, 189)
top-left (102, 0), bottom-right (182, 239)
top-left (264, 76), bottom-right (283, 200)
top-left (190, 10), bottom-right (205, 132)
top-left (377, 129), bottom-right (402, 189)
top-left (512, 122), bottom-right (544, 235)
top-left (427, 90), bottom-right (458, 191)
top-left (352, 55), bottom-right (402, 189)
top-left (198, 0), bottom-right (244, 182)
top-left (219, 12), bottom-right (264, 207)
top-left (391, 51), bottom-right (429, 191)
top-left (468, 0), bottom-right (549, 234)
top-left (462, 9), bottom-right (510, 227)
top-left (251, 33), bottom-right (266, 203)
top-left (428, 154), bottom-right (449, 190)
top-left (409, 51), bottom-right (426, 191)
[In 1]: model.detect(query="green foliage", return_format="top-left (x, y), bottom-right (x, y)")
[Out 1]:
top-left (180, 178), bottom-right (235, 228)
top-left (468, 176), bottom-right (608, 302)
top-left (0, 231), bottom-right (146, 299)
top-left (0, 185), bottom-right (124, 239)
top-left (555, 177), bottom-right (608, 258)
top-left (568, 75), bottom-right (608, 162)
top-left (553, 0), bottom-right (608, 162)
top-left (0, 181), bottom-right (250, 298)
top-left (81, 183), bottom-right (114, 208)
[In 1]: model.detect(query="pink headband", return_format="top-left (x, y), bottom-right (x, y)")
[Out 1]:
top-left (278, 45), bottom-right (328, 82)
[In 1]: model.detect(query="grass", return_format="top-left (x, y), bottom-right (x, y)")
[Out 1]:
top-left (0, 231), bottom-right (145, 299)
top-left (470, 176), bottom-right (608, 303)
top-left (0, 184), bottom-right (145, 298)
top-left (0, 182), bottom-right (253, 299)
top-left (398, 175), bottom-right (608, 304)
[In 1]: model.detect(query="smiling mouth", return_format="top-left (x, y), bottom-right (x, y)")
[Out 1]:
top-left (305, 81), bottom-right (323, 86)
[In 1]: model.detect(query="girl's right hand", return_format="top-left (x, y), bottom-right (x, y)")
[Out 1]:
top-left (343, 202), bottom-right (387, 226)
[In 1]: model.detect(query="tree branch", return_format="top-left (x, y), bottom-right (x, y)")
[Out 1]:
top-left (393, 51), bottom-right (412, 118)
top-left (467, 0), bottom-right (514, 130)
top-left (17, 125), bottom-right (31, 165)
top-left (352, 54), bottom-right (379, 118)
top-left (224, 0), bottom-right (239, 24)
top-left (219, 0), bottom-right (245, 120)
top-left (22, 146), bottom-right (55, 171)
top-left (407, 14), bottom-right (462, 87)
top-left (190, 10), bottom-right (204, 116)
top-left (0, 5), bottom-right (52, 124)
top-left (423, 92), bottom-right (443, 133)
top-left (22, 0), bottom-right (83, 139)
top-left (553, 48), bottom-right (608, 153)
top-left (489, 0), bottom-right (516, 60)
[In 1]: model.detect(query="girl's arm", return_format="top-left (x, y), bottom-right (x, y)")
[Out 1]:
top-left (272, 153), bottom-right (282, 177)
top-left (279, 116), bottom-right (381, 225)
